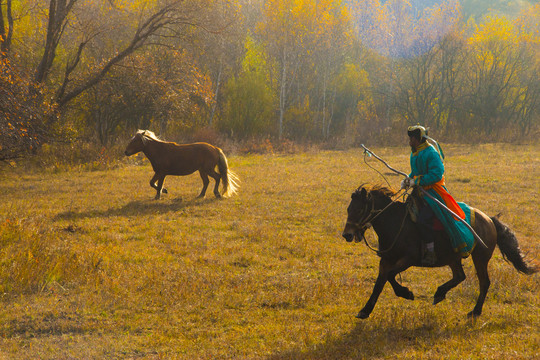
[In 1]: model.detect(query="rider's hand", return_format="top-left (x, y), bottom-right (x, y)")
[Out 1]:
top-left (400, 177), bottom-right (413, 189)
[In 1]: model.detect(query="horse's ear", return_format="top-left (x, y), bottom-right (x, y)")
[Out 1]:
top-left (366, 192), bottom-right (373, 202)
top-left (352, 187), bottom-right (367, 200)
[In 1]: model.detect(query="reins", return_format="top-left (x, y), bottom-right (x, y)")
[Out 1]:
top-left (360, 144), bottom-right (488, 249)
top-left (354, 187), bottom-right (412, 255)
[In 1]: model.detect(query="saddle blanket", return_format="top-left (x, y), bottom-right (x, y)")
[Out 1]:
top-left (409, 199), bottom-right (476, 257)
top-left (454, 202), bottom-right (476, 257)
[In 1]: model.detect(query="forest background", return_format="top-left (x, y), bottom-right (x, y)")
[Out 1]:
top-left (1, 0), bottom-right (539, 164)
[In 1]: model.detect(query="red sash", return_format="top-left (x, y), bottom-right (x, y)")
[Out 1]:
top-left (422, 176), bottom-right (465, 220)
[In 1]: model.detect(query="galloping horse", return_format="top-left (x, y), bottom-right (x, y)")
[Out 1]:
top-left (124, 130), bottom-right (239, 199)
top-left (342, 185), bottom-right (537, 319)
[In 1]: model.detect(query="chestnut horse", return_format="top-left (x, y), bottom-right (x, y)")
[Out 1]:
top-left (124, 130), bottom-right (239, 199)
top-left (342, 185), bottom-right (537, 319)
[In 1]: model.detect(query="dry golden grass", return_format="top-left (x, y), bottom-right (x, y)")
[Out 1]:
top-left (0, 143), bottom-right (538, 359)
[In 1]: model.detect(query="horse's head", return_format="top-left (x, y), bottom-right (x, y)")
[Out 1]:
top-left (342, 187), bottom-right (372, 242)
top-left (342, 185), bottom-right (395, 243)
top-left (124, 130), bottom-right (147, 156)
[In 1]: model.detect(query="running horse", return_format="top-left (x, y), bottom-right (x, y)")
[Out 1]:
top-left (124, 130), bottom-right (239, 199)
top-left (342, 185), bottom-right (537, 319)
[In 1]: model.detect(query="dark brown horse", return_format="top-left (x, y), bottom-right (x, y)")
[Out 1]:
top-left (342, 185), bottom-right (537, 319)
top-left (124, 130), bottom-right (239, 199)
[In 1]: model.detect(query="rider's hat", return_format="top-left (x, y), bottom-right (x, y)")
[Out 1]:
top-left (407, 124), bottom-right (428, 139)
top-left (407, 124), bottom-right (445, 160)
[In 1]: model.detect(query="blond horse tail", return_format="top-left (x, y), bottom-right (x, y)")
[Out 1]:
top-left (217, 149), bottom-right (239, 197)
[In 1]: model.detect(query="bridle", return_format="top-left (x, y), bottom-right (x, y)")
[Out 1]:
top-left (348, 188), bottom-right (411, 255)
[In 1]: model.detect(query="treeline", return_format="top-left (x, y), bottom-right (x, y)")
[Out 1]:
top-left (1, 0), bottom-right (539, 161)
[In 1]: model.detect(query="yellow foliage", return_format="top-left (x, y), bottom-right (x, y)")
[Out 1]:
top-left (468, 16), bottom-right (517, 46)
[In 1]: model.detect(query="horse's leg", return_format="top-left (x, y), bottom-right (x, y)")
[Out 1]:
top-left (357, 258), bottom-right (391, 319)
top-left (388, 271), bottom-right (415, 300)
top-left (149, 173), bottom-right (168, 194)
top-left (154, 175), bottom-right (166, 200)
top-left (149, 173), bottom-right (160, 198)
top-left (468, 252), bottom-right (491, 318)
top-left (433, 260), bottom-right (466, 305)
top-left (208, 168), bottom-right (222, 198)
top-left (385, 257), bottom-right (415, 300)
top-left (197, 171), bottom-right (210, 198)
top-left (388, 275), bottom-right (415, 300)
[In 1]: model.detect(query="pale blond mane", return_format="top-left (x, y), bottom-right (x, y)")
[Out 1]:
top-left (137, 129), bottom-right (164, 143)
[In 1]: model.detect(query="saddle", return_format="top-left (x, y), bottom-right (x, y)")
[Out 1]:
top-left (406, 190), bottom-right (444, 231)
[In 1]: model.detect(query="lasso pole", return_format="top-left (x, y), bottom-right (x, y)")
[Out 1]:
top-left (361, 144), bottom-right (409, 177)
top-left (360, 144), bottom-right (488, 249)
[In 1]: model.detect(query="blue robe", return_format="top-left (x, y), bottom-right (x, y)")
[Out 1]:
top-left (409, 143), bottom-right (475, 257)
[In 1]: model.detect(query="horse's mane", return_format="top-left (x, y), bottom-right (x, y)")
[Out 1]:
top-left (356, 184), bottom-right (398, 199)
top-left (137, 129), bottom-right (165, 143)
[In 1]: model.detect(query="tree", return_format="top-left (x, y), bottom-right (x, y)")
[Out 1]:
top-left (28, 0), bottom-right (223, 110)
top-left (0, 58), bottom-right (51, 161)
top-left (220, 34), bottom-right (276, 138)
top-left (331, 63), bottom-right (376, 142)
top-left (74, 48), bottom-right (214, 145)
top-left (259, 0), bottom-right (356, 140)
top-left (0, 0), bottom-right (13, 57)
top-left (307, 0), bottom-right (353, 139)
top-left (465, 16), bottom-right (532, 135)
top-left (393, 47), bottom-right (440, 127)
top-left (435, 31), bottom-right (468, 134)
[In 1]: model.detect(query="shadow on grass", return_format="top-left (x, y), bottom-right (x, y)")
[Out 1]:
top-left (54, 197), bottom-right (218, 221)
top-left (266, 319), bottom-right (482, 360)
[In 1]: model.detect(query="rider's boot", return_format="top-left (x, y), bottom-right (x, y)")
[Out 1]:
top-left (418, 222), bottom-right (437, 266)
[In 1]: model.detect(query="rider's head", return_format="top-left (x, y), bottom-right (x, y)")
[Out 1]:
top-left (407, 125), bottom-right (428, 143)
top-left (407, 125), bottom-right (428, 150)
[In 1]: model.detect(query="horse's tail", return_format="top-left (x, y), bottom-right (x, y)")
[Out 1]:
top-left (217, 149), bottom-right (239, 198)
top-left (491, 216), bottom-right (538, 275)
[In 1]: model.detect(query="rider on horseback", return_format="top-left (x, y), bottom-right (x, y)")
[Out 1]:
top-left (401, 125), bottom-right (469, 265)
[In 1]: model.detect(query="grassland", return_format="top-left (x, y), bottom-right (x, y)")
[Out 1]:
top-left (0, 143), bottom-right (538, 359)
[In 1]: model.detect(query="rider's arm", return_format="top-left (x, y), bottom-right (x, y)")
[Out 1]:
top-left (416, 149), bottom-right (444, 186)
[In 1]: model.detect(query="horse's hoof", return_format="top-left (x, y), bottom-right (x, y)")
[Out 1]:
top-left (433, 295), bottom-right (445, 305)
top-left (356, 311), bottom-right (370, 319)
top-left (396, 290), bottom-right (414, 300)
top-left (467, 310), bottom-right (481, 318)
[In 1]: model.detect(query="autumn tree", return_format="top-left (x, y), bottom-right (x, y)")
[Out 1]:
top-left (0, 0), bottom-right (232, 155)
top-left (393, 47), bottom-right (440, 127)
top-left (307, 0), bottom-right (353, 139)
top-left (465, 16), bottom-right (534, 135)
top-left (257, 0), bottom-right (303, 139)
top-left (512, 3), bottom-right (540, 135)
top-left (0, 0), bottom-right (13, 57)
top-left (434, 31), bottom-right (468, 133)
top-left (331, 63), bottom-right (376, 143)
top-left (44, 0), bottom-right (218, 109)
top-left (348, 0), bottom-right (389, 55)
top-left (73, 48), bottom-right (214, 146)
top-left (258, 0), bottom-right (356, 140)
top-left (220, 34), bottom-right (276, 138)
top-left (0, 58), bottom-right (51, 161)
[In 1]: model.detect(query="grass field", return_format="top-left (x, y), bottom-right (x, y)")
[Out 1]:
top-left (0, 143), bottom-right (538, 359)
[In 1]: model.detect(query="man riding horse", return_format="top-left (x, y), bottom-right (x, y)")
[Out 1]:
top-left (401, 125), bottom-right (474, 265)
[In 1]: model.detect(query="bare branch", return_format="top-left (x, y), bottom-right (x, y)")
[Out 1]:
top-left (57, 1), bottom-right (193, 107)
